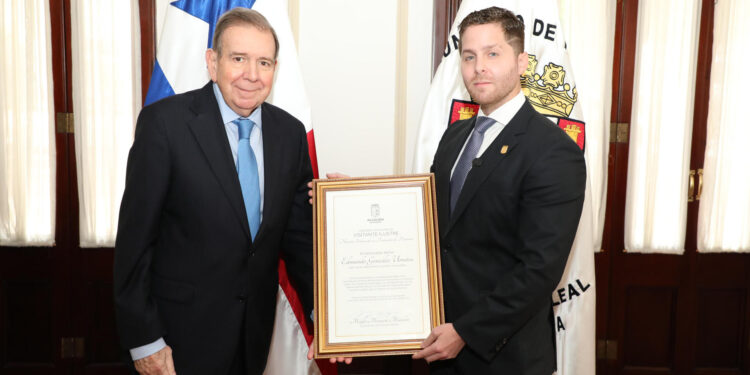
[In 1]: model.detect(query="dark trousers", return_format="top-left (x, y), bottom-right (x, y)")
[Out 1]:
top-left (228, 313), bottom-right (247, 375)
top-left (228, 340), bottom-right (246, 375)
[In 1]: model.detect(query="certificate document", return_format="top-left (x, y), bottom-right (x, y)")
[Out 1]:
top-left (313, 175), bottom-right (443, 358)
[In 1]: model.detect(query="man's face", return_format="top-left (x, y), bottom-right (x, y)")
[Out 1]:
top-left (206, 24), bottom-right (276, 117)
top-left (460, 23), bottom-right (528, 114)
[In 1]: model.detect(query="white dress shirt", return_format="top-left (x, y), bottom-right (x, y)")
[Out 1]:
top-left (451, 90), bottom-right (526, 178)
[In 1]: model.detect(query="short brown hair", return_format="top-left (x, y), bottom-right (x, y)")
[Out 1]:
top-left (212, 8), bottom-right (279, 59)
top-left (458, 7), bottom-right (525, 55)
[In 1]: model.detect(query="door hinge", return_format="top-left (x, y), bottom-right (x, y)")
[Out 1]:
top-left (610, 122), bottom-right (629, 143)
top-left (596, 339), bottom-right (617, 360)
top-left (61, 337), bottom-right (85, 359)
top-left (56, 112), bottom-right (74, 134)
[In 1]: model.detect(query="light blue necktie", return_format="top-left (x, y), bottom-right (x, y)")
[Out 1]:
top-left (449, 116), bottom-right (495, 214)
top-left (234, 118), bottom-right (261, 240)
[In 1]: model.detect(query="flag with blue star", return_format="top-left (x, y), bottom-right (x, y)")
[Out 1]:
top-left (145, 0), bottom-right (254, 104)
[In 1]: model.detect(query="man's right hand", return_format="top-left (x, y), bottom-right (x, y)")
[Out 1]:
top-left (307, 172), bottom-right (351, 204)
top-left (134, 345), bottom-right (176, 375)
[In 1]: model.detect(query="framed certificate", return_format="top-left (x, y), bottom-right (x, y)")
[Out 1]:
top-left (312, 174), bottom-right (444, 358)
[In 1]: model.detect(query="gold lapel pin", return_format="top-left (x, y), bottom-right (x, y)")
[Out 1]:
top-left (501, 145), bottom-right (509, 154)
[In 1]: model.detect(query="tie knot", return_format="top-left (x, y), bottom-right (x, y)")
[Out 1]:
top-left (474, 116), bottom-right (495, 134)
top-left (234, 118), bottom-right (254, 140)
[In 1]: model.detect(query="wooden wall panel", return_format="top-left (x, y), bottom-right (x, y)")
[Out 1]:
top-left (139, 0), bottom-right (155, 103)
top-left (623, 287), bottom-right (676, 370)
top-left (82, 282), bottom-right (120, 365)
top-left (695, 289), bottom-right (745, 369)
top-left (3, 281), bottom-right (53, 364)
top-left (432, 0), bottom-right (461, 75)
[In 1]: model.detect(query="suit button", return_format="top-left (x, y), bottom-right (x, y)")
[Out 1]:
top-left (442, 248), bottom-right (448, 253)
top-left (496, 338), bottom-right (508, 351)
top-left (237, 294), bottom-right (247, 302)
top-left (250, 251), bottom-right (255, 257)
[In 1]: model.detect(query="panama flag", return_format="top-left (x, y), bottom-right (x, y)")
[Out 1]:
top-left (146, 1), bottom-right (332, 374)
top-left (413, 1), bottom-right (596, 374)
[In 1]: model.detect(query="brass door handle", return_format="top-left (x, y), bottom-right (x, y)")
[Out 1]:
top-left (696, 168), bottom-right (703, 200)
top-left (688, 169), bottom-right (695, 202)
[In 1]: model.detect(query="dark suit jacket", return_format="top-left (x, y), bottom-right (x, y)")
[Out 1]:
top-left (429, 100), bottom-right (586, 375)
top-left (114, 82), bottom-right (314, 375)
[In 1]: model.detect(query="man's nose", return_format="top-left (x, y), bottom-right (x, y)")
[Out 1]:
top-left (244, 60), bottom-right (259, 80)
top-left (475, 56), bottom-right (486, 73)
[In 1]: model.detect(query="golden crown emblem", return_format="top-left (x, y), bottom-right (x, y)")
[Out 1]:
top-left (457, 106), bottom-right (477, 120)
top-left (521, 54), bottom-right (578, 117)
top-left (563, 123), bottom-right (582, 143)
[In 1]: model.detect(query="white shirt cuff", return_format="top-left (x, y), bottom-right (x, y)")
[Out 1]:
top-left (130, 337), bottom-right (166, 361)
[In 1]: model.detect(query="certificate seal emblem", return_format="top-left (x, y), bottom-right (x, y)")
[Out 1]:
top-left (368, 204), bottom-right (384, 223)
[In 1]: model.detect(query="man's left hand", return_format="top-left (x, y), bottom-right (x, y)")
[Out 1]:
top-left (307, 341), bottom-right (352, 365)
top-left (412, 323), bottom-right (465, 363)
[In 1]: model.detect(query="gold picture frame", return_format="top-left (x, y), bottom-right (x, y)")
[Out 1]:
top-left (313, 174), bottom-right (444, 358)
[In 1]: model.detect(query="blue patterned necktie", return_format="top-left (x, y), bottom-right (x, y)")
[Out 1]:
top-left (234, 118), bottom-right (261, 240)
top-left (449, 116), bottom-right (496, 214)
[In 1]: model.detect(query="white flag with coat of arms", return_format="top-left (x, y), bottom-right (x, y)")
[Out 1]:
top-left (412, 1), bottom-right (596, 374)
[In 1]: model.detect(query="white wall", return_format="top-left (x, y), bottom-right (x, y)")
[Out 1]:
top-left (296, 0), bottom-right (433, 177)
top-left (297, 0), bottom-right (398, 176)
top-left (155, 0), bottom-right (434, 177)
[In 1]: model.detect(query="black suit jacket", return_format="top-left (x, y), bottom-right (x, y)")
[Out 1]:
top-left (430, 100), bottom-right (586, 375)
top-left (114, 82), bottom-right (314, 375)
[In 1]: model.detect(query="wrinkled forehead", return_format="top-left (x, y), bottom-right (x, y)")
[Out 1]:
top-left (219, 25), bottom-right (276, 56)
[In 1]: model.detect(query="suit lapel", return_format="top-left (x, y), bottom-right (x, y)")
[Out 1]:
top-left (446, 100), bottom-right (534, 234)
top-left (253, 103), bottom-right (282, 244)
top-left (186, 83), bottom-right (251, 240)
top-left (436, 118), bottom-right (475, 238)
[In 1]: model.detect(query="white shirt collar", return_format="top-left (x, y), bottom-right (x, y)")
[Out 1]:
top-left (212, 82), bottom-right (263, 129)
top-left (477, 90), bottom-right (526, 126)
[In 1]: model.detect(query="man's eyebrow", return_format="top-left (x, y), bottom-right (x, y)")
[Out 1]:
top-left (462, 43), bottom-right (499, 54)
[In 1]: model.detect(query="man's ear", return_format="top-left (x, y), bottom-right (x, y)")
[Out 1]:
top-left (517, 51), bottom-right (529, 76)
top-left (206, 49), bottom-right (218, 82)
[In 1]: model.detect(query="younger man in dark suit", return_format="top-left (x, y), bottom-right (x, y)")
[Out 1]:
top-left (413, 7), bottom-right (586, 375)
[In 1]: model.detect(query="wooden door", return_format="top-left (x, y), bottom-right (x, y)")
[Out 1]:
top-left (428, 1), bottom-right (749, 375)
top-left (599, 1), bottom-right (750, 374)
top-left (0, 1), bottom-right (154, 374)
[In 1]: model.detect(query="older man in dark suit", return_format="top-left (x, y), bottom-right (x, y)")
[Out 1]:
top-left (114, 8), bottom-right (313, 375)
top-left (413, 7), bottom-right (586, 375)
